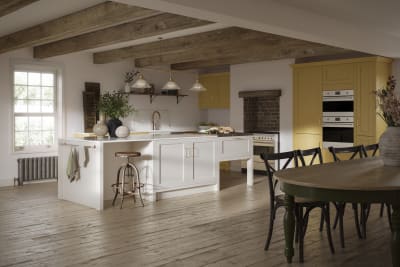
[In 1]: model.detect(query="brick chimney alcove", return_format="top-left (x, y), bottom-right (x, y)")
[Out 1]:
top-left (238, 90), bottom-right (282, 132)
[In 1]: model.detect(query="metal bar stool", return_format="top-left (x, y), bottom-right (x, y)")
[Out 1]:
top-left (112, 151), bottom-right (144, 208)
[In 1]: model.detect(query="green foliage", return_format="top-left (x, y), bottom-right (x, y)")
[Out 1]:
top-left (98, 91), bottom-right (135, 119)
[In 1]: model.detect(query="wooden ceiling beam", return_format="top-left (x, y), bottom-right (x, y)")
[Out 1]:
top-left (134, 37), bottom-right (349, 68)
top-left (34, 13), bottom-right (210, 59)
top-left (0, 1), bottom-right (159, 54)
top-left (170, 45), bottom-right (350, 70)
top-left (93, 27), bottom-right (273, 64)
top-left (0, 0), bottom-right (38, 17)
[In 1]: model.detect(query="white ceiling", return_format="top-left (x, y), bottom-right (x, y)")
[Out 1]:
top-left (0, 0), bottom-right (105, 36)
top-left (116, 0), bottom-right (400, 58)
top-left (1, 0), bottom-right (400, 58)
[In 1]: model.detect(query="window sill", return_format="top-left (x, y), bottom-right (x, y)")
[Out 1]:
top-left (12, 149), bottom-right (58, 156)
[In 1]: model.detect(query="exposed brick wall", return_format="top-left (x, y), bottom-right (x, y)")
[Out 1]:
top-left (243, 96), bottom-right (280, 132)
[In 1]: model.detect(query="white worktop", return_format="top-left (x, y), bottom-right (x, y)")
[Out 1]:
top-left (60, 133), bottom-right (251, 144)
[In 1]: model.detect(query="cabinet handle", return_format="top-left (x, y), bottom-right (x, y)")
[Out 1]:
top-left (185, 148), bottom-right (194, 158)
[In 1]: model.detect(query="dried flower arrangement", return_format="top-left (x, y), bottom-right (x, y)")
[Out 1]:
top-left (375, 76), bottom-right (400, 126)
top-left (124, 70), bottom-right (139, 83)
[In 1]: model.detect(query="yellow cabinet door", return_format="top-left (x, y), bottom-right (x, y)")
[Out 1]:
top-left (293, 66), bottom-right (322, 135)
top-left (355, 62), bottom-right (376, 137)
top-left (198, 72), bottom-right (230, 109)
top-left (294, 133), bottom-right (321, 150)
top-left (322, 63), bottom-right (356, 90)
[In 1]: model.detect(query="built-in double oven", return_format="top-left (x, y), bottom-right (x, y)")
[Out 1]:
top-left (322, 90), bottom-right (354, 148)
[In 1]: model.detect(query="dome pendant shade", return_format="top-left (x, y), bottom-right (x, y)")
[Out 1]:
top-left (162, 71), bottom-right (181, 90)
top-left (131, 74), bottom-right (150, 89)
top-left (189, 79), bottom-right (207, 91)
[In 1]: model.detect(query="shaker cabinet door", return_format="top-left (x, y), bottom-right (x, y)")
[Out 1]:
top-left (193, 141), bottom-right (217, 184)
top-left (155, 141), bottom-right (193, 190)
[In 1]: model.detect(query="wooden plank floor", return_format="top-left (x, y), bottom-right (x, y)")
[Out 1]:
top-left (0, 172), bottom-right (392, 267)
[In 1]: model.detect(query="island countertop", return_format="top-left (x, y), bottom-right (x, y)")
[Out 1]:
top-left (60, 132), bottom-right (252, 144)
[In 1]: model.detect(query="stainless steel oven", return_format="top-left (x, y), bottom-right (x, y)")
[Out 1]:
top-left (241, 133), bottom-right (279, 172)
top-left (323, 90), bottom-right (354, 117)
top-left (322, 90), bottom-right (354, 148)
top-left (322, 116), bottom-right (354, 148)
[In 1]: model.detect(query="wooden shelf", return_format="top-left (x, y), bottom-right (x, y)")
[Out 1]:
top-left (123, 92), bottom-right (188, 104)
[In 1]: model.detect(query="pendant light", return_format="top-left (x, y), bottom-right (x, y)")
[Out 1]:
top-left (131, 72), bottom-right (150, 89)
top-left (189, 78), bottom-right (207, 92)
top-left (162, 70), bottom-right (181, 90)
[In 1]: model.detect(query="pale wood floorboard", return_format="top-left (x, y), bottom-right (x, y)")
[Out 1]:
top-left (0, 172), bottom-right (392, 267)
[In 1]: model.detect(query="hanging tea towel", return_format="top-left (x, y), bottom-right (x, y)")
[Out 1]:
top-left (66, 147), bottom-right (80, 182)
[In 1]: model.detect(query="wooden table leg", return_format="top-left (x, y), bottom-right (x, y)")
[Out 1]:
top-left (284, 194), bottom-right (295, 263)
top-left (391, 204), bottom-right (400, 267)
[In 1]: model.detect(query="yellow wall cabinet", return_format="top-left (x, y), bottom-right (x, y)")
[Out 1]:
top-left (293, 57), bottom-right (392, 161)
top-left (198, 72), bottom-right (230, 109)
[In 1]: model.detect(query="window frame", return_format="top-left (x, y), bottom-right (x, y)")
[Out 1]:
top-left (11, 64), bottom-right (59, 154)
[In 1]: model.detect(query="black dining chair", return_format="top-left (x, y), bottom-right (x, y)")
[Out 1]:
top-left (328, 145), bottom-right (367, 248)
top-left (296, 147), bottom-right (326, 233)
top-left (363, 144), bottom-right (392, 228)
top-left (261, 150), bottom-right (335, 263)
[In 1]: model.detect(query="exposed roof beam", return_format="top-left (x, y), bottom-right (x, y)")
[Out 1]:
top-left (93, 27), bottom-right (271, 64)
top-left (0, 1), bottom-right (159, 54)
top-left (170, 45), bottom-right (350, 70)
top-left (0, 0), bottom-right (38, 18)
top-left (134, 36), bottom-right (349, 68)
top-left (34, 13), bottom-right (210, 59)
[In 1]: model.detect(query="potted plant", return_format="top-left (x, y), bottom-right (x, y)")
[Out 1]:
top-left (98, 91), bottom-right (135, 137)
top-left (375, 76), bottom-right (400, 166)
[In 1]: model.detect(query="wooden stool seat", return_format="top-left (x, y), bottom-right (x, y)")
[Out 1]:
top-left (115, 151), bottom-right (141, 158)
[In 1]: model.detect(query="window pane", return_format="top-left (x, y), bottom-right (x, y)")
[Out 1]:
top-left (14, 100), bottom-right (27, 113)
top-left (28, 100), bottom-right (41, 112)
top-left (42, 86), bottom-right (54, 100)
top-left (14, 71), bottom-right (27, 85)
top-left (28, 72), bottom-right (40, 86)
top-left (41, 100), bottom-right (54, 113)
top-left (42, 131), bottom-right (55, 145)
top-left (29, 116), bottom-right (41, 131)
top-left (15, 117), bottom-right (28, 131)
top-left (15, 132), bottom-right (28, 147)
top-left (41, 73), bottom-right (54, 86)
top-left (28, 86), bottom-right (41, 99)
top-left (14, 86), bottom-right (27, 99)
top-left (42, 116), bottom-right (54, 131)
top-left (28, 131), bottom-right (42, 145)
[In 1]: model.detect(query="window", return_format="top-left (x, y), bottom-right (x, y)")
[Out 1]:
top-left (13, 69), bottom-right (57, 152)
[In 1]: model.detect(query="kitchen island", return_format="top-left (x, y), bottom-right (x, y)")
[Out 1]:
top-left (58, 133), bottom-right (253, 210)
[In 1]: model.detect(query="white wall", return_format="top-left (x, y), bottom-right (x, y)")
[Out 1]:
top-left (0, 48), bottom-right (200, 186)
top-left (392, 59), bottom-right (400, 84)
top-left (230, 59), bottom-right (295, 154)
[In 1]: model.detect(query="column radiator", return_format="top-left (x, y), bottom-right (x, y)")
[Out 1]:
top-left (14, 156), bottom-right (58, 186)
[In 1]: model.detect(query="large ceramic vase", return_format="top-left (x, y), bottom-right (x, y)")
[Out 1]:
top-left (379, 127), bottom-right (400, 166)
top-left (107, 118), bottom-right (122, 138)
top-left (93, 113), bottom-right (108, 138)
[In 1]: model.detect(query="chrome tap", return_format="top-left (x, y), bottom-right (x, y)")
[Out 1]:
top-left (152, 110), bottom-right (161, 130)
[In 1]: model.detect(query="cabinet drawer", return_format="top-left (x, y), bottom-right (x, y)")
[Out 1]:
top-left (219, 138), bottom-right (252, 160)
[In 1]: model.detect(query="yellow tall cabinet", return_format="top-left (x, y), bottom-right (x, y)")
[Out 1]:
top-left (198, 72), bottom-right (230, 109)
top-left (293, 57), bottom-right (392, 161)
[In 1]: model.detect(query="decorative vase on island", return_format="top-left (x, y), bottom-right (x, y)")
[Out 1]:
top-left (107, 118), bottom-right (123, 138)
top-left (93, 113), bottom-right (108, 138)
top-left (115, 125), bottom-right (130, 138)
top-left (379, 127), bottom-right (400, 166)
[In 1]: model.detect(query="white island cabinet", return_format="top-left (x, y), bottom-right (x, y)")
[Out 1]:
top-left (153, 139), bottom-right (218, 192)
top-left (58, 134), bottom-right (252, 210)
